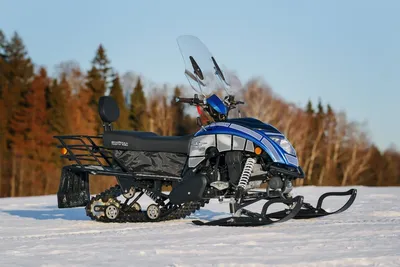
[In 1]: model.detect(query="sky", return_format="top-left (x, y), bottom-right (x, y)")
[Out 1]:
top-left (1, 0), bottom-right (399, 151)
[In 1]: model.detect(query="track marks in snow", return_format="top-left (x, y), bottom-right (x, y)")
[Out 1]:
top-left (0, 220), bottom-right (193, 241)
top-left (370, 211), bottom-right (400, 217)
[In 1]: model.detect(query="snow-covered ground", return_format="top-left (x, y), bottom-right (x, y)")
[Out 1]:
top-left (0, 186), bottom-right (399, 267)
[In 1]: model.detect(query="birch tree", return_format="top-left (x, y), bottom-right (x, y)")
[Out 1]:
top-left (341, 123), bottom-right (372, 186)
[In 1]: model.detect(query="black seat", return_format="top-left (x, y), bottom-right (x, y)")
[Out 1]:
top-left (98, 96), bottom-right (191, 154)
top-left (103, 130), bottom-right (192, 154)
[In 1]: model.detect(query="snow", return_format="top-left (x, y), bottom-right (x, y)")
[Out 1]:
top-left (0, 186), bottom-right (399, 267)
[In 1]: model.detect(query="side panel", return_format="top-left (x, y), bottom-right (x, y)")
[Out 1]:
top-left (188, 133), bottom-right (255, 168)
top-left (113, 150), bottom-right (186, 177)
top-left (192, 122), bottom-right (299, 167)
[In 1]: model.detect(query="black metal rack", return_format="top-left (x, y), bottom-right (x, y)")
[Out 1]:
top-left (54, 135), bottom-right (182, 181)
top-left (54, 134), bottom-right (135, 177)
top-left (54, 135), bottom-right (111, 165)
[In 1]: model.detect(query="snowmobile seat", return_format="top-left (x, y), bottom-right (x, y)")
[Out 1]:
top-left (103, 130), bottom-right (192, 154)
top-left (98, 95), bottom-right (192, 154)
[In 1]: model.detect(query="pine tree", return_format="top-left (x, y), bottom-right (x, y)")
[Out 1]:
top-left (86, 44), bottom-right (112, 134)
top-left (326, 104), bottom-right (337, 132)
top-left (182, 114), bottom-right (198, 134)
top-left (91, 44), bottom-right (111, 89)
top-left (129, 78), bottom-right (147, 131)
top-left (6, 32), bottom-right (34, 150)
top-left (170, 86), bottom-right (186, 135)
top-left (110, 74), bottom-right (129, 130)
top-left (0, 29), bottom-right (5, 51)
top-left (317, 98), bottom-right (324, 116)
top-left (86, 66), bottom-right (105, 134)
top-left (8, 67), bottom-right (52, 195)
top-left (326, 104), bottom-right (334, 120)
top-left (26, 68), bottom-right (53, 194)
top-left (72, 86), bottom-right (97, 136)
top-left (0, 29), bottom-right (8, 94)
top-left (305, 99), bottom-right (314, 115)
top-left (316, 98), bottom-right (325, 129)
top-left (316, 98), bottom-right (326, 133)
top-left (25, 68), bottom-right (53, 156)
top-left (6, 32), bottom-right (34, 83)
top-left (0, 30), bottom-right (8, 194)
top-left (0, 85), bottom-right (6, 196)
top-left (46, 75), bottom-right (70, 135)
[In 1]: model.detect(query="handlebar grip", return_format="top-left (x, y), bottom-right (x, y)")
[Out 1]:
top-left (176, 97), bottom-right (193, 103)
top-left (175, 97), bottom-right (202, 105)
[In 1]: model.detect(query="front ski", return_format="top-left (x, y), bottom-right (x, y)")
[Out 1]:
top-left (192, 195), bottom-right (304, 227)
top-left (267, 189), bottom-right (357, 220)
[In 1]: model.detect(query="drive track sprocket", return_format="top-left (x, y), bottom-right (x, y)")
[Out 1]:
top-left (85, 185), bottom-right (208, 223)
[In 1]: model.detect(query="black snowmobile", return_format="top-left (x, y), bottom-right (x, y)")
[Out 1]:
top-left (54, 35), bottom-right (357, 226)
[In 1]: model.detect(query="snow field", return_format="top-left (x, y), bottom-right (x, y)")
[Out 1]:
top-left (0, 186), bottom-right (399, 266)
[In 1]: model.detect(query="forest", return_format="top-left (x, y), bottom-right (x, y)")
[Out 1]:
top-left (0, 29), bottom-right (399, 198)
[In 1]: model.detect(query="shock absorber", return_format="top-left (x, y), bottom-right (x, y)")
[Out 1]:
top-left (238, 158), bottom-right (256, 189)
top-left (231, 157), bottom-right (256, 213)
top-left (143, 189), bottom-right (158, 202)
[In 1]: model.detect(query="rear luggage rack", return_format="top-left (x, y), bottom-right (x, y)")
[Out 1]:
top-left (54, 135), bottom-right (112, 166)
top-left (54, 134), bottom-right (132, 176)
top-left (54, 134), bottom-right (183, 180)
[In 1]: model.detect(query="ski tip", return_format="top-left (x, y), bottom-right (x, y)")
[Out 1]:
top-left (192, 220), bottom-right (206, 226)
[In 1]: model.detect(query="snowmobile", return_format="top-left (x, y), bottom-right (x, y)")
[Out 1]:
top-left (54, 35), bottom-right (357, 226)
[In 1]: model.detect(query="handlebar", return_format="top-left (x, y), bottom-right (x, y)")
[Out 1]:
top-left (176, 94), bottom-right (244, 108)
top-left (175, 96), bottom-right (203, 105)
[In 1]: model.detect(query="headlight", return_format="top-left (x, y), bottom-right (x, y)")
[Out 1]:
top-left (269, 135), bottom-right (296, 155)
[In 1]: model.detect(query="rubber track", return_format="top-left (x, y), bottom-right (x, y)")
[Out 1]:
top-left (85, 185), bottom-right (208, 223)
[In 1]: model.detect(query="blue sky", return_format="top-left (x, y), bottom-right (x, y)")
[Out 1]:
top-left (1, 0), bottom-right (399, 151)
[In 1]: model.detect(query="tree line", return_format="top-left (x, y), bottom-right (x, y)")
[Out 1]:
top-left (240, 81), bottom-right (400, 187)
top-left (0, 29), bottom-right (399, 197)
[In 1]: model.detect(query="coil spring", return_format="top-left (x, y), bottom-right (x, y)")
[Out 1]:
top-left (238, 157), bottom-right (256, 189)
top-left (143, 189), bottom-right (157, 202)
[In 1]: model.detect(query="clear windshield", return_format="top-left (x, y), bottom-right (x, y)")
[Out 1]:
top-left (177, 35), bottom-right (242, 97)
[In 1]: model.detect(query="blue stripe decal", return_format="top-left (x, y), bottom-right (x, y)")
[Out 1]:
top-left (261, 137), bottom-right (281, 162)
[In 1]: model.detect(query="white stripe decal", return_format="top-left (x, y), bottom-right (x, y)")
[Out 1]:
top-left (286, 154), bottom-right (299, 166)
top-left (229, 124), bottom-right (263, 140)
top-left (205, 122), bottom-right (231, 128)
top-left (261, 137), bottom-right (283, 163)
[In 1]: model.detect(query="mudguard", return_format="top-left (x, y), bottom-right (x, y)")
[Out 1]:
top-left (169, 172), bottom-right (208, 204)
top-left (57, 166), bottom-right (90, 208)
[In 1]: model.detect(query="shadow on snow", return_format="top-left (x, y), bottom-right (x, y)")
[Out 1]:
top-left (1, 206), bottom-right (228, 222)
top-left (1, 205), bottom-right (89, 221)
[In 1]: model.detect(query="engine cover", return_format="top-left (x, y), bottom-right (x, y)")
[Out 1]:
top-left (169, 172), bottom-right (208, 204)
